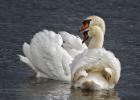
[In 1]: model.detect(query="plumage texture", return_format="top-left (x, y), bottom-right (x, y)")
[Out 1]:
top-left (19, 30), bottom-right (87, 81)
top-left (70, 15), bottom-right (121, 90)
top-left (19, 15), bottom-right (121, 90)
top-left (59, 31), bottom-right (87, 58)
top-left (71, 48), bottom-right (121, 89)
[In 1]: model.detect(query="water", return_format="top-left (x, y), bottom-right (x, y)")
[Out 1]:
top-left (0, 0), bottom-right (140, 99)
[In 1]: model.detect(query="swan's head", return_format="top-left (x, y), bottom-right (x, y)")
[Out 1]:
top-left (79, 15), bottom-right (105, 43)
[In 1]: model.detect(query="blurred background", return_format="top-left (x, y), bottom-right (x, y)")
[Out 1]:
top-left (0, 0), bottom-right (140, 100)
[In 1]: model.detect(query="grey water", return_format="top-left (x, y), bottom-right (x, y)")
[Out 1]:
top-left (0, 0), bottom-right (140, 100)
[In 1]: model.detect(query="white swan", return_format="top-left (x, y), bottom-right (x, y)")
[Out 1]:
top-left (19, 30), bottom-right (87, 81)
top-left (19, 15), bottom-right (121, 90)
top-left (71, 16), bottom-right (121, 90)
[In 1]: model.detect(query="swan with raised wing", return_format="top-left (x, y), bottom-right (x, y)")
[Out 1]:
top-left (19, 15), bottom-right (121, 90)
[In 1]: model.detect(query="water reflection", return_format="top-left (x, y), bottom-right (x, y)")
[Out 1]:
top-left (20, 78), bottom-right (120, 100)
top-left (70, 89), bottom-right (120, 100)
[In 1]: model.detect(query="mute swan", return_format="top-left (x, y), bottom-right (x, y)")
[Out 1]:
top-left (19, 15), bottom-right (121, 90)
top-left (19, 30), bottom-right (87, 81)
top-left (71, 16), bottom-right (121, 90)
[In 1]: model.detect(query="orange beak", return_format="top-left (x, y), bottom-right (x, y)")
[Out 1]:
top-left (79, 21), bottom-right (89, 43)
top-left (79, 22), bottom-right (89, 32)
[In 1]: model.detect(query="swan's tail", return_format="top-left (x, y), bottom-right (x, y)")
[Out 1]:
top-left (18, 42), bottom-right (37, 72)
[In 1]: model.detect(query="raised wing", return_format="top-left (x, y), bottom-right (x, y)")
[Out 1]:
top-left (19, 30), bottom-right (73, 81)
top-left (59, 31), bottom-right (87, 58)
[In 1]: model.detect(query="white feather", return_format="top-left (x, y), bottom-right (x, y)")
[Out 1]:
top-left (71, 48), bottom-right (121, 89)
top-left (19, 30), bottom-right (86, 81)
top-left (59, 31), bottom-right (87, 58)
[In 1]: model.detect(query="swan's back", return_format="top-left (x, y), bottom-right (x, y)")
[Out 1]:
top-left (71, 48), bottom-right (121, 89)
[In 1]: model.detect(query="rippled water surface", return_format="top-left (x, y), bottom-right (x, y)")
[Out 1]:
top-left (0, 0), bottom-right (140, 100)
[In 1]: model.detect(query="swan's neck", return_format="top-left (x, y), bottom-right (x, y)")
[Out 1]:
top-left (88, 29), bottom-right (104, 49)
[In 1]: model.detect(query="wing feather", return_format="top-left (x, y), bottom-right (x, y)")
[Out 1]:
top-left (19, 30), bottom-right (88, 81)
top-left (20, 30), bottom-right (73, 81)
top-left (59, 31), bottom-right (87, 58)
